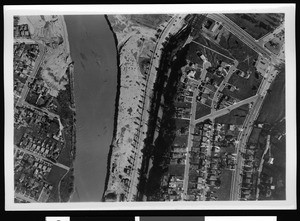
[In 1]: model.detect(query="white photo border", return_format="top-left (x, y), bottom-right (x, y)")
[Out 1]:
top-left (4, 4), bottom-right (296, 210)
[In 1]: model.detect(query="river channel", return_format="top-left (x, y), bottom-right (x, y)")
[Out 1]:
top-left (64, 15), bottom-right (117, 202)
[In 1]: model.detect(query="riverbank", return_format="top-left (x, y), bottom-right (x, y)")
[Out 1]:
top-left (102, 14), bottom-right (121, 201)
top-left (103, 14), bottom-right (159, 201)
top-left (102, 14), bottom-right (187, 202)
top-left (57, 15), bottom-right (76, 202)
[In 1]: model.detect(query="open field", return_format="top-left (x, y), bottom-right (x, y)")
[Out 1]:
top-left (188, 36), bottom-right (234, 68)
top-left (195, 102), bottom-right (211, 119)
top-left (57, 129), bottom-right (73, 167)
top-left (262, 133), bottom-right (285, 199)
top-left (130, 14), bottom-right (172, 30)
top-left (225, 70), bottom-right (262, 100)
top-left (174, 101), bottom-right (192, 108)
top-left (219, 32), bottom-right (258, 73)
top-left (214, 169), bottom-right (233, 200)
top-left (59, 168), bottom-right (74, 202)
top-left (257, 65), bottom-right (285, 123)
top-left (215, 104), bottom-right (249, 125)
top-left (169, 164), bottom-right (185, 176)
top-left (14, 126), bottom-right (28, 145)
top-left (175, 118), bottom-right (190, 130)
top-left (173, 135), bottom-right (188, 146)
top-left (46, 165), bottom-right (69, 202)
top-left (248, 127), bottom-right (262, 144)
top-left (225, 13), bottom-right (284, 40)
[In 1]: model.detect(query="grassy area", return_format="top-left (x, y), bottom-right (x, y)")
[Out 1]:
top-left (57, 129), bottom-right (73, 167)
top-left (258, 120), bottom-right (285, 200)
top-left (214, 169), bottom-right (233, 200)
top-left (174, 101), bottom-right (191, 108)
top-left (59, 168), bottom-right (74, 202)
top-left (225, 70), bottom-right (262, 100)
top-left (215, 104), bottom-right (248, 125)
top-left (248, 127), bottom-right (262, 144)
top-left (221, 143), bottom-right (236, 154)
top-left (257, 65), bottom-right (285, 124)
top-left (262, 136), bottom-right (285, 200)
top-left (130, 14), bottom-right (172, 30)
top-left (173, 135), bottom-right (188, 146)
top-left (195, 102), bottom-right (211, 119)
top-left (46, 165), bottom-right (68, 202)
top-left (224, 14), bottom-right (284, 40)
top-left (25, 91), bottom-right (39, 105)
top-left (169, 164), bottom-right (185, 176)
top-left (221, 32), bottom-right (258, 72)
top-left (14, 126), bottom-right (27, 145)
top-left (175, 118), bottom-right (190, 130)
top-left (188, 37), bottom-right (234, 68)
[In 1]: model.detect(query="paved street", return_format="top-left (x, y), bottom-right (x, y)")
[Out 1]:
top-left (194, 94), bottom-right (259, 125)
top-left (15, 145), bottom-right (70, 171)
top-left (15, 192), bottom-right (37, 203)
top-left (207, 14), bottom-right (274, 60)
top-left (211, 62), bottom-right (237, 112)
top-left (126, 14), bottom-right (185, 201)
top-left (230, 66), bottom-right (278, 200)
top-left (180, 14), bottom-right (282, 201)
top-left (182, 86), bottom-right (198, 199)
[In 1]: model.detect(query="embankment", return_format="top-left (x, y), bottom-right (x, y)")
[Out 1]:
top-left (102, 15), bottom-right (122, 201)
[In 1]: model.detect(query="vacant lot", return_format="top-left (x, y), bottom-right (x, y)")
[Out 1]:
top-left (262, 135), bottom-right (285, 200)
top-left (175, 118), bottom-right (190, 130)
top-left (225, 70), bottom-right (262, 100)
top-left (59, 168), bottom-right (74, 202)
top-left (174, 101), bottom-right (192, 108)
top-left (257, 66), bottom-right (285, 124)
top-left (248, 127), bottom-right (262, 144)
top-left (173, 134), bottom-right (188, 145)
top-left (14, 126), bottom-right (27, 145)
top-left (169, 164), bottom-right (185, 176)
top-left (188, 37), bottom-right (234, 68)
top-left (215, 104), bottom-right (249, 125)
top-left (57, 130), bottom-right (73, 167)
top-left (196, 102), bottom-right (211, 119)
top-left (130, 14), bottom-right (172, 30)
top-left (46, 165), bottom-right (68, 202)
top-left (225, 13), bottom-right (284, 39)
top-left (214, 169), bottom-right (233, 200)
top-left (219, 32), bottom-right (259, 73)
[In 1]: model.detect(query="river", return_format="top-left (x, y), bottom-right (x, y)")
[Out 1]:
top-left (64, 15), bottom-right (117, 202)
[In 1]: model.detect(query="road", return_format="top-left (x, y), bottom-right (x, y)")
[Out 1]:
top-left (207, 14), bottom-right (274, 60)
top-left (257, 24), bottom-right (284, 47)
top-left (178, 14), bottom-right (282, 201)
top-left (15, 145), bottom-right (70, 171)
top-left (182, 59), bottom-right (256, 199)
top-left (192, 40), bottom-right (235, 62)
top-left (194, 94), bottom-right (259, 125)
top-left (182, 86), bottom-right (199, 199)
top-left (126, 14), bottom-right (186, 201)
top-left (15, 192), bottom-right (37, 203)
top-left (203, 13), bottom-right (282, 201)
top-left (211, 62), bottom-right (238, 112)
top-left (229, 65), bottom-right (278, 200)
